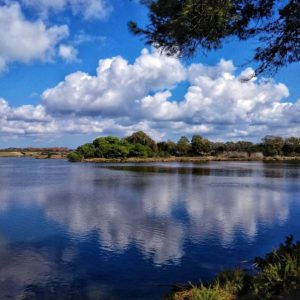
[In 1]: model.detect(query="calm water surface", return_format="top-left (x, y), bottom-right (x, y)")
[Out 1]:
top-left (0, 158), bottom-right (300, 299)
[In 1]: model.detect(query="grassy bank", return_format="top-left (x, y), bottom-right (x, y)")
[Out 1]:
top-left (2, 152), bottom-right (300, 162)
top-left (83, 155), bottom-right (300, 163)
top-left (0, 151), bottom-right (24, 157)
top-left (166, 236), bottom-right (300, 300)
top-left (2, 151), bottom-right (300, 163)
top-left (0, 151), bottom-right (68, 159)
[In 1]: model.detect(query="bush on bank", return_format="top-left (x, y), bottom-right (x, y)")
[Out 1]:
top-left (67, 152), bottom-right (83, 162)
top-left (166, 236), bottom-right (300, 300)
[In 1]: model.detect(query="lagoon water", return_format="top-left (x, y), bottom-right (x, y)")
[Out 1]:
top-left (0, 158), bottom-right (300, 299)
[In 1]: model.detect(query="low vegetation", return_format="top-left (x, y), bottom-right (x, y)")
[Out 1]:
top-left (0, 148), bottom-right (70, 159)
top-left (68, 131), bottom-right (300, 162)
top-left (67, 151), bottom-right (83, 162)
top-left (0, 151), bottom-right (24, 157)
top-left (166, 236), bottom-right (300, 300)
top-left (170, 284), bottom-right (235, 300)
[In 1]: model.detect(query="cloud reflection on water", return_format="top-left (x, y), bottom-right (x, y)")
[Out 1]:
top-left (0, 160), bottom-right (300, 299)
top-left (0, 161), bottom-right (297, 265)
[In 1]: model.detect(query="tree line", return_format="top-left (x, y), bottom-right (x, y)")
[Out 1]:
top-left (67, 131), bottom-right (300, 162)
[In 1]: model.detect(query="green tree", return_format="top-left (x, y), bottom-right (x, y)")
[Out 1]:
top-left (231, 141), bottom-right (257, 153)
top-left (166, 140), bottom-right (177, 156)
top-left (282, 137), bottom-right (300, 156)
top-left (130, 0), bottom-right (300, 75)
top-left (262, 135), bottom-right (285, 156)
top-left (157, 140), bottom-right (177, 156)
top-left (191, 135), bottom-right (212, 156)
top-left (76, 143), bottom-right (96, 158)
top-left (128, 143), bottom-right (154, 157)
top-left (67, 152), bottom-right (83, 162)
top-left (176, 136), bottom-right (191, 156)
top-left (212, 142), bottom-right (226, 155)
top-left (125, 131), bottom-right (157, 151)
top-left (157, 141), bottom-right (169, 156)
top-left (92, 136), bottom-right (130, 158)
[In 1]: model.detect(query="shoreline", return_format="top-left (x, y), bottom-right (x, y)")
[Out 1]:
top-left (0, 152), bottom-right (68, 159)
top-left (2, 152), bottom-right (300, 163)
top-left (83, 156), bottom-right (300, 163)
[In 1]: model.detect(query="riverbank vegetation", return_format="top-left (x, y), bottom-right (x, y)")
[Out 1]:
top-left (166, 236), bottom-right (300, 300)
top-left (0, 148), bottom-right (69, 159)
top-left (67, 131), bottom-right (300, 162)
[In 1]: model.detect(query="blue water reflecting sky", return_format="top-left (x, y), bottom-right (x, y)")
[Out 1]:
top-left (0, 158), bottom-right (300, 299)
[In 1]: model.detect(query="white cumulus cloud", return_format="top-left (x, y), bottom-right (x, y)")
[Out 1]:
top-left (1, 49), bottom-right (300, 143)
top-left (0, 3), bottom-right (69, 71)
top-left (42, 48), bottom-right (186, 115)
top-left (58, 44), bottom-right (78, 62)
top-left (20, 0), bottom-right (111, 20)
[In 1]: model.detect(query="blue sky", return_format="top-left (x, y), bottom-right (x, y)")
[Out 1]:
top-left (0, 0), bottom-right (299, 148)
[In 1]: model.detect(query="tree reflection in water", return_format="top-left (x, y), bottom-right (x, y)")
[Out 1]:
top-left (0, 159), bottom-right (300, 299)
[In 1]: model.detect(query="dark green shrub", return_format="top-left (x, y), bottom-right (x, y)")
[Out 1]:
top-left (76, 143), bottom-right (96, 158)
top-left (214, 269), bottom-right (251, 296)
top-left (128, 143), bottom-right (152, 158)
top-left (67, 152), bottom-right (83, 162)
top-left (167, 236), bottom-right (300, 300)
top-left (253, 235), bottom-right (300, 299)
top-left (125, 131), bottom-right (157, 151)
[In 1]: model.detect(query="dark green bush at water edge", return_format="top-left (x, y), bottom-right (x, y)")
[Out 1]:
top-left (167, 236), bottom-right (300, 300)
top-left (67, 152), bottom-right (83, 162)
